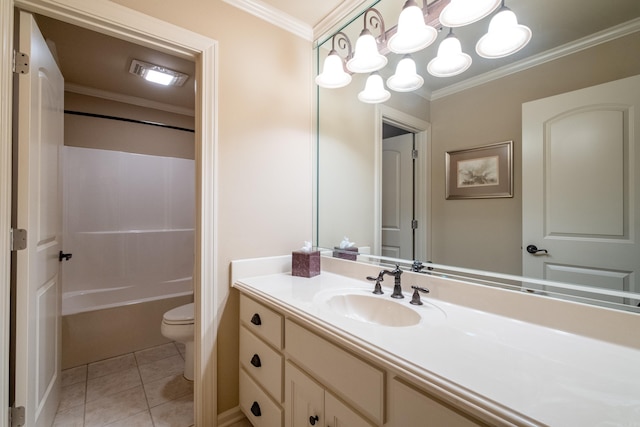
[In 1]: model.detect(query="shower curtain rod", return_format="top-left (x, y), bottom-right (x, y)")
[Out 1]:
top-left (64, 110), bottom-right (195, 133)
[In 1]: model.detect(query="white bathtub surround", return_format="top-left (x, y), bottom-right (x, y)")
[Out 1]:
top-left (62, 146), bottom-right (195, 315)
top-left (231, 255), bottom-right (640, 426)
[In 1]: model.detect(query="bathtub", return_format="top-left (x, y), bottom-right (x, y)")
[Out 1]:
top-left (61, 147), bottom-right (197, 369)
top-left (61, 286), bottom-right (193, 369)
top-left (62, 276), bottom-right (193, 316)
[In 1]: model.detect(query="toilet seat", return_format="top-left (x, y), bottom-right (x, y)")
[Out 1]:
top-left (162, 302), bottom-right (194, 325)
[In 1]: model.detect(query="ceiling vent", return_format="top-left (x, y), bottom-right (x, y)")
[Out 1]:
top-left (129, 59), bottom-right (189, 87)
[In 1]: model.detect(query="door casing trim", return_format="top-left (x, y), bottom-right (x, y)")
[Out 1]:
top-left (375, 105), bottom-right (431, 261)
top-left (0, 1), bottom-right (219, 425)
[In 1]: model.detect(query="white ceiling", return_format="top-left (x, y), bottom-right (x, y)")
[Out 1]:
top-left (35, 0), bottom-right (640, 113)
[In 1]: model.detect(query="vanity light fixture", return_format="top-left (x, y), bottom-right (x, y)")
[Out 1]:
top-left (387, 0), bottom-right (438, 54)
top-left (346, 8), bottom-right (388, 73)
top-left (358, 72), bottom-right (391, 104)
top-left (476, 1), bottom-right (532, 58)
top-left (387, 55), bottom-right (424, 92)
top-left (439, 0), bottom-right (501, 27)
top-left (129, 59), bottom-right (189, 87)
top-left (316, 0), bottom-right (531, 103)
top-left (315, 32), bottom-right (353, 88)
top-left (427, 29), bottom-right (472, 77)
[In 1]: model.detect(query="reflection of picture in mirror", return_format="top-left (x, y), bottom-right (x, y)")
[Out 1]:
top-left (446, 141), bottom-right (512, 200)
top-left (457, 156), bottom-right (499, 188)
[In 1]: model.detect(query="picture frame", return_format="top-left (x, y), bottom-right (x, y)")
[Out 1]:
top-left (445, 140), bottom-right (513, 199)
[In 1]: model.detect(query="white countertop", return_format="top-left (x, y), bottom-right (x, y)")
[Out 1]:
top-left (234, 271), bottom-right (640, 426)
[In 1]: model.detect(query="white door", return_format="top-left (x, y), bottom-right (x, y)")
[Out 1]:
top-left (522, 75), bottom-right (640, 305)
top-left (14, 11), bottom-right (64, 426)
top-left (381, 133), bottom-right (414, 259)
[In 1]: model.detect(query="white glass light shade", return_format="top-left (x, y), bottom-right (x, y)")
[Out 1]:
top-left (347, 29), bottom-right (388, 73)
top-left (358, 73), bottom-right (390, 103)
top-left (387, 0), bottom-right (437, 54)
top-left (427, 34), bottom-right (472, 77)
top-left (440, 0), bottom-right (501, 27)
top-left (476, 8), bottom-right (532, 58)
top-left (387, 55), bottom-right (424, 92)
top-left (315, 50), bottom-right (352, 88)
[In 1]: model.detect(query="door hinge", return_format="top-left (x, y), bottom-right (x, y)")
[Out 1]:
top-left (9, 406), bottom-right (25, 427)
top-left (411, 220), bottom-right (418, 229)
top-left (411, 149), bottom-right (418, 159)
top-left (13, 50), bottom-right (29, 74)
top-left (10, 229), bottom-right (27, 251)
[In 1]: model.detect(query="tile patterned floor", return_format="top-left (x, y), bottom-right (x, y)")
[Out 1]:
top-left (54, 342), bottom-right (195, 427)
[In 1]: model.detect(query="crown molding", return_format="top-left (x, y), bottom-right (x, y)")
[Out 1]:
top-left (431, 17), bottom-right (640, 101)
top-left (65, 83), bottom-right (196, 117)
top-left (313, 0), bottom-right (371, 43)
top-left (223, 0), bottom-right (312, 41)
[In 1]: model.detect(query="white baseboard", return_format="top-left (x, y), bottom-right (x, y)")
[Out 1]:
top-left (218, 406), bottom-right (247, 426)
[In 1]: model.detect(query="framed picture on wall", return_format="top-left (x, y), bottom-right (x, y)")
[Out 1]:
top-left (445, 140), bottom-right (513, 199)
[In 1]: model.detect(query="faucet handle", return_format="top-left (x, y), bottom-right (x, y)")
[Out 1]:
top-left (410, 286), bottom-right (430, 305)
top-left (366, 275), bottom-right (384, 295)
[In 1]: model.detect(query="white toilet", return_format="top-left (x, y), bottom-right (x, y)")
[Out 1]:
top-left (161, 302), bottom-right (194, 381)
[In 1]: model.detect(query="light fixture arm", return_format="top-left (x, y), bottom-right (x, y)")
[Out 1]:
top-left (363, 8), bottom-right (387, 45)
top-left (331, 31), bottom-right (353, 62)
top-left (420, 0), bottom-right (428, 15)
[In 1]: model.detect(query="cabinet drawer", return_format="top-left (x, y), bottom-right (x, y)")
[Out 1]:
top-left (240, 368), bottom-right (283, 427)
top-left (240, 325), bottom-right (283, 402)
top-left (240, 294), bottom-right (283, 350)
top-left (391, 378), bottom-right (485, 426)
top-left (285, 320), bottom-right (384, 425)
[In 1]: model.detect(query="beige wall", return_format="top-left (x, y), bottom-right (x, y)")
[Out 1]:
top-left (318, 73), bottom-right (376, 249)
top-left (64, 92), bottom-right (195, 158)
top-left (430, 31), bottom-right (640, 274)
top-left (317, 72), bottom-right (430, 250)
top-left (109, 0), bottom-right (313, 414)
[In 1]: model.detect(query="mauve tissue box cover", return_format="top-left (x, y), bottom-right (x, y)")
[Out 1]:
top-left (292, 250), bottom-right (320, 278)
top-left (332, 246), bottom-right (358, 261)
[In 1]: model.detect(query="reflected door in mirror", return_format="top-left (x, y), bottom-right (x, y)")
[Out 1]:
top-left (522, 74), bottom-right (640, 305)
top-left (382, 133), bottom-right (414, 259)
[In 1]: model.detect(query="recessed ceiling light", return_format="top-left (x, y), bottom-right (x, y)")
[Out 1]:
top-left (129, 59), bottom-right (189, 86)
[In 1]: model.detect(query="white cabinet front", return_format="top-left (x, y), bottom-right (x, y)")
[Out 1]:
top-left (285, 361), bottom-right (373, 427)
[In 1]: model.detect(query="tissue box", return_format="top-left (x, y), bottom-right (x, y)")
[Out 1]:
top-left (333, 246), bottom-right (359, 261)
top-left (292, 250), bottom-right (320, 278)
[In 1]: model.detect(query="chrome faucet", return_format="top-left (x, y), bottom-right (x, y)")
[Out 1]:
top-left (383, 265), bottom-right (404, 299)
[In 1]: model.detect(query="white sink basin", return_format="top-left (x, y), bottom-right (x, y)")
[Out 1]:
top-left (324, 293), bottom-right (421, 327)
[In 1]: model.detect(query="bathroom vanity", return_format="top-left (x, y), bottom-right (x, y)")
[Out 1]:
top-left (231, 256), bottom-right (640, 426)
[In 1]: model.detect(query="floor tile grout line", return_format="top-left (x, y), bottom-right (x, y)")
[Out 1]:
top-left (58, 343), bottom-right (193, 426)
top-left (136, 354), bottom-right (154, 421)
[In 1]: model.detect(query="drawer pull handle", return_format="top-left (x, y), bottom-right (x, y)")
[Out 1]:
top-left (309, 415), bottom-right (319, 425)
top-left (250, 313), bottom-right (262, 326)
top-left (251, 401), bottom-right (261, 417)
top-left (250, 353), bottom-right (262, 368)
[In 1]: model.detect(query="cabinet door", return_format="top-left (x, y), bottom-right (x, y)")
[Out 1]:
top-left (391, 378), bottom-right (485, 426)
top-left (285, 362), bottom-right (324, 427)
top-left (325, 392), bottom-right (374, 427)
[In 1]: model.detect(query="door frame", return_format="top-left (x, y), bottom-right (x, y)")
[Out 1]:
top-left (374, 105), bottom-right (431, 261)
top-left (0, 1), bottom-right (218, 426)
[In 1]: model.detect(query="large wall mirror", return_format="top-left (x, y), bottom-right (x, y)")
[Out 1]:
top-left (314, 0), bottom-right (640, 311)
